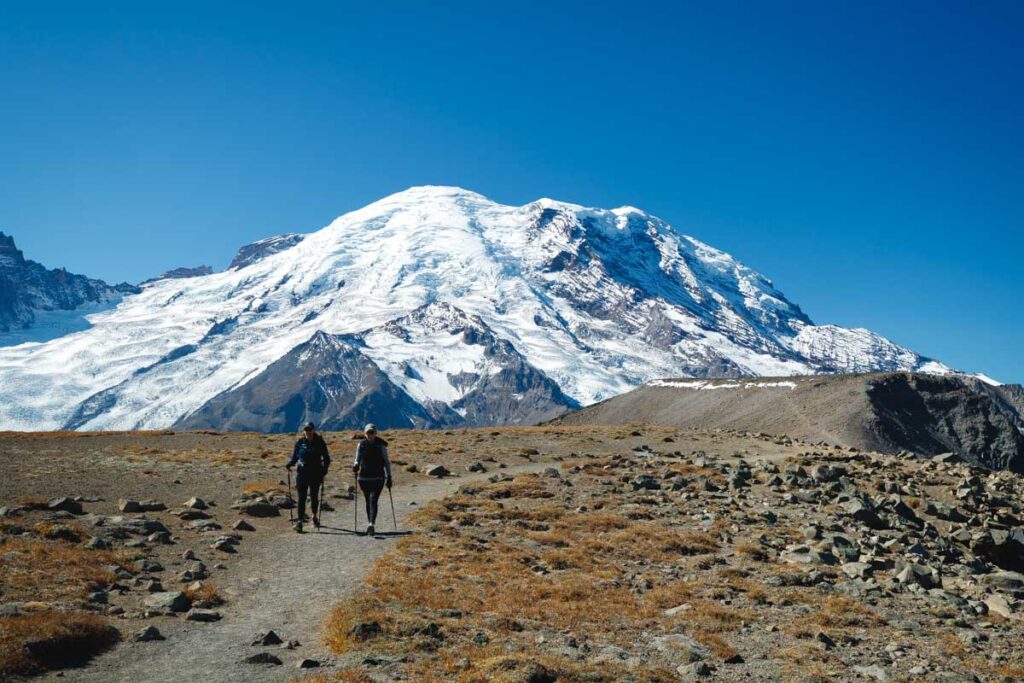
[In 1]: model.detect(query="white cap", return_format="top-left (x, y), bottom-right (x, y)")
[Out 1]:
top-left (364, 423), bottom-right (377, 433)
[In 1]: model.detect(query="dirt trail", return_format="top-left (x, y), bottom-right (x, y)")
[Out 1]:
top-left (44, 465), bottom-right (547, 683)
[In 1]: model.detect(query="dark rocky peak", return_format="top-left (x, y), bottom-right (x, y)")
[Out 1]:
top-left (230, 233), bottom-right (305, 270)
top-left (141, 266), bottom-right (214, 286)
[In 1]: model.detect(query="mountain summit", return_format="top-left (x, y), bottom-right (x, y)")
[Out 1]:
top-left (0, 187), bottom-right (952, 431)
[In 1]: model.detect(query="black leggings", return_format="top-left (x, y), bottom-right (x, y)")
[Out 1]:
top-left (296, 472), bottom-right (323, 520)
top-left (359, 478), bottom-right (385, 524)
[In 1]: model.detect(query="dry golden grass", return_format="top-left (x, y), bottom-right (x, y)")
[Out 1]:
top-left (183, 581), bottom-right (225, 606)
top-left (0, 612), bottom-right (119, 676)
top-left (0, 536), bottom-right (124, 604)
top-left (243, 480), bottom-right (288, 495)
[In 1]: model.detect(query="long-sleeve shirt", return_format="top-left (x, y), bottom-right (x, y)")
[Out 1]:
top-left (287, 434), bottom-right (331, 474)
top-left (354, 438), bottom-right (392, 481)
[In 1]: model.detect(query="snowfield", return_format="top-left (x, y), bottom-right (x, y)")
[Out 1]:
top-left (0, 186), bottom-right (953, 430)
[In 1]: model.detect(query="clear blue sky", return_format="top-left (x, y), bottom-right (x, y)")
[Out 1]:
top-left (1, 1), bottom-right (1021, 382)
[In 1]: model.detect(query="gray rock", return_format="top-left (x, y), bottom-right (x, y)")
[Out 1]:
top-left (296, 658), bottom-right (320, 669)
top-left (232, 519), bottom-right (255, 531)
top-left (842, 562), bottom-right (874, 579)
top-left (186, 608), bottom-right (222, 622)
top-left (854, 664), bottom-right (890, 681)
top-left (979, 570), bottom-right (1024, 591)
top-left (134, 625), bottom-right (165, 642)
top-left (425, 465), bottom-right (451, 478)
top-left (651, 633), bottom-right (709, 663)
top-left (781, 545), bottom-right (837, 565)
top-left (984, 595), bottom-right (1015, 619)
top-left (144, 591), bottom-right (191, 612)
top-left (233, 500), bottom-right (280, 517)
top-left (677, 661), bottom-right (714, 678)
top-left (118, 499), bottom-right (143, 513)
top-left (244, 652), bottom-right (283, 665)
top-left (47, 497), bottom-right (83, 515)
top-left (252, 630), bottom-right (283, 646)
top-left (84, 536), bottom-right (111, 550)
top-left (185, 497), bottom-right (208, 510)
top-left (895, 564), bottom-right (939, 589)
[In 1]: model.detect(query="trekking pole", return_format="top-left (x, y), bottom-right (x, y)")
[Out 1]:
top-left (388, 485), bottom-right (397, 531)
top-left (286, 468), bottom-right (294, 523)
top-left (316, 477), bottom-right (325, 531)
top-left (353, 471), bottom-right (358, 533)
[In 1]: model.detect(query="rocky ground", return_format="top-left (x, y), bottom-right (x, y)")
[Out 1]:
top-left (1, 427), bottom-right (1022, 682)
top-left (317, 429), bottom-right (1024, 683)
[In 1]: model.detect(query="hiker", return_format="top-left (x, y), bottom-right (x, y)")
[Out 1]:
top-left (286, 422), bottom-right (331, 532)
top-left (352, 423), bottom-right (392, 536)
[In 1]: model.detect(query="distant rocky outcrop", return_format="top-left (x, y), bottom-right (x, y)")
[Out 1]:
top-left (0, 231), bottom-right (139, 333)
top-left (554, 372), bottom-right (1024, 472)
top-left (229, 233), bottom-right (305, 270)
top-left (141, 266), bottom-right (214, 286)
top-left (174, 331), bottom-right (440, 432)
top-left (173, 304), bottom-right (579, 432)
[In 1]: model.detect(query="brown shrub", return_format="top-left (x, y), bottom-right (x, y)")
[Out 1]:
top-left (0, 612), bottom-right (119, 676)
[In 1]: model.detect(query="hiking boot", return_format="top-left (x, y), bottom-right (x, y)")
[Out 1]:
top-left (294, 521), bottom-right (304, 533)
top-left (366, 523), bottom-right (375, 536)
top-left (312, 516), bottom-right (320, 528)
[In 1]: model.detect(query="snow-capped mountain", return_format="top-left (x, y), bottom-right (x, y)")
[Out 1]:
top-left (0, 186), bottom-right (953, 432)
top-left (0, 231), bottom-right (139, 338)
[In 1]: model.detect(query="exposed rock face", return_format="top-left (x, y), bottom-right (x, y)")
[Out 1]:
top-left (555, 372), bottom-right (1024, 472)
top-left (175, 307), bottom-right (578, 432)
top-left (0, 231), bottom-right (139, 332)
top-left (141, 266), bottom-right (214, 285)
top-left (229, 233), bottom-right (305, 270)
top-left (174, 331), bottom-right (440, 432)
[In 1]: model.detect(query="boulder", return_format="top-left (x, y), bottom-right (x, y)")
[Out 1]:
top-left (234, 500), bottom-right (280, 518)
top-left (651, 633), bottom-right (709, 663)
top-left (144, 591), bottom-right (191, 612)
top-left (47, 497), bottom-right (84, 514)
top-left (425, 465), bottom-right (450, 478)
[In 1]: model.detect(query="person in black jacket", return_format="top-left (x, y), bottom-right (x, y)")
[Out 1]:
top-left (352, 423), bottom-right (392, 536)
top-left (286, 422), bottom-right (331, 532)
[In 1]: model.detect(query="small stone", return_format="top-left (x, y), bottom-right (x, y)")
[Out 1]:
top-left (134, 625), bottom-right (165, 642)
top-left (232, 519), bottom-right (255, 531)
top-left (349, 621), bottom-right (382, 641)
top-left (425, 465), bottom-right (450, 478)
top-left (252, 630), bottom-right (283, 646)
top-left (84, 536), bottom-right (112, 550)
top-left (815, 631), bottom-right (836, 650)
top-left (244, 652), bottom-right (282, 665)
top-left (853, 664), bottom-right (890, 681)
top-left (118, 499), bottom-right (142, 513)
top-left (186, 609), bottom-right (222, 622)
top-left (663, 604), bottom-right (691, 617)
top-left (185, 497), bottom-right (208, 510)
top-left (296, 659), bottom-right (320, 669)
top-left (677, 661), bottom-right (714, 678)
top-left (842, 562), bottom-right (874, 580)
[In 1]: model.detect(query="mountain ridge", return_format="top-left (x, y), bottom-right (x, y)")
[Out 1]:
top-left (0, 186), bottom-right (969, 431)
